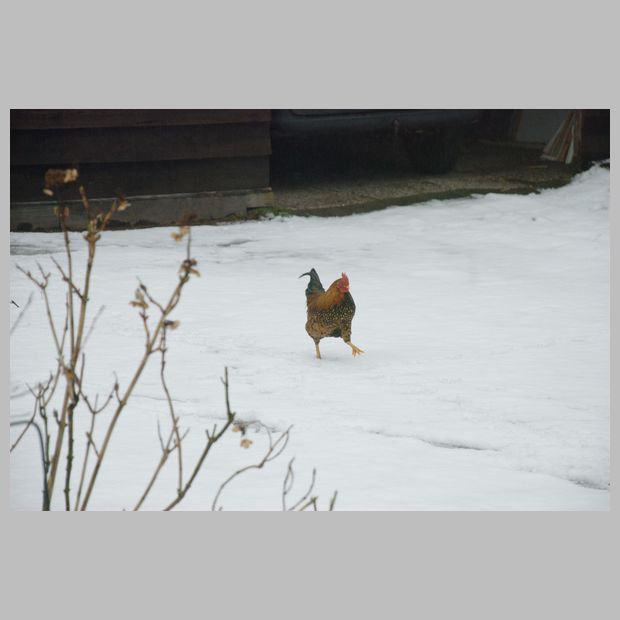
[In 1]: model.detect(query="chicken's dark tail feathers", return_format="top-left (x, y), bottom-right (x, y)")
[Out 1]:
top-left (299, 268), bottom-right (325, 297)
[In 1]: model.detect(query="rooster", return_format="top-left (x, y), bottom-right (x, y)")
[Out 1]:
top-left (299, 268), bottom-right (364, 359)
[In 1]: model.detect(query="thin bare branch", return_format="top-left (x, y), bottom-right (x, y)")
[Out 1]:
top-left (156, 419), bottom-right (166, 453)
top-left (10, 392), bottom-right (40, 453)
top-left (73, 365), bottom-right (116, 416)
top-left (211, 425), bottom-right (292, 511)
top-left (85, 433), bottom-right (100, 458)
top-left (296, 497), bottom-right (319, 511)
top-left (113, 373), bottom-right (121, 403)
top-left (82, 305), bottom-right (105, 350)
top-left (138, 280), bottom-right (165, 314)
top-left (64, 398), bottom-right (76, 511)
top-left (10, 292), bottom-right (34, 335)
top-left (74, 411), bottom-right (97, 510)
top-left (134, 379), bottom-right (191, 511)
top-left (49, 203), bottom-right (103, 503)
top-left (328, 491), bottom-right (338, 511)
top-left (287, 468), bottom-right (317, 511)
top-left (80, 267), bottom-right (194, 510)
top-left (139, 310), bottom-right (151, 346)
top-left (79, 185), bottom-right (92, 216)
top-left (158, 330), bottom-right (184, 494)
top-left (221, 367), bottom-right (235, 422)
top-left (16, 264), bottom-right (44, 288)
top-left (282, 457), bottom-right (295, 510)
top-left (10, 417), bottom-right (50, 510)
top-left (163, 368), bottom-right (235, 511)
top-left (18, 198), bottom-right (335, 511)
top-left (17, 265), bottom-right (64, 357)
top-left (50, 256), bottom-right (84, 301)
top-left (134, 424), bottom-right (177, 511)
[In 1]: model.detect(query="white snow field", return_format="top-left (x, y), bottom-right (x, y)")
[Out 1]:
top-left (9, 165), bottom-right (609, 510)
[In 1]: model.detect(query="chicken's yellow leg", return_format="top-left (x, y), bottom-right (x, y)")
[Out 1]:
top-left (347, 342), bottom-right (364, 356)
top-left (315, 342), bottom-right (322, 359)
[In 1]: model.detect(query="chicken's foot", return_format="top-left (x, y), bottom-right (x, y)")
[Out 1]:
top-left (346, 342), bottom-right (364, 356)
top-left (315, 342), bottom-right (322, 359)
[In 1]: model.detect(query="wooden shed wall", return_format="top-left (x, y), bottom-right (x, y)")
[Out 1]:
top-left (10, 109), bottom-right (272, 229)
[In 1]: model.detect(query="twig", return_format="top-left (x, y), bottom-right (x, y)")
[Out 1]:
top-left (113, 373), bottom-right (121, 403)
top-left (282, 458), bottom-right (295, 510)
top-left (85, 433), bottom-right (100, 458)
top-left (139, 310), bottom-right (151, 347)
top-left (20, 376), bottom-right (54, 467)
top-left (46, 190), bottom-right (123, 505)
top-left (134, 411), bottom-right (193, 510)
top-left (16, 266), bottom-right (64, 357)
top-left (159, 329), bottom-right (184, 495)
top-left (10, 391), bottom-right (40, 453)
top-left (37, 374), bottom-right (57, 475)
top-left (186, 228), bottom-right (192, 262)
top-left (287, 468), bottom-right (317, 511)
top-left (64, 356), bottom-right (85, 510)
top-left (74, 411), bottom-right (97, 510)
top-left (163, 367), bottom-right (236, 511)
top-left (133, 424), bottom-right (177, 511)
top-left (211, 424), bottom-right (292, 511)
top-left (79, 185), bottom-right (92, 217)
top-left (10, 418), bottom-right (50, 510)
top-left (138, 280), bottom-right (165, 314)
top-left (296, 497), bottom-right (319, 511)
top-left (51, 256), bottom-right (84, 301)
top-left (80, 264), bottom-right (195, 510)
top-left (156, 419), bottom-right (166, 452)
top-left (73, 357), bottom-right (117, 416)
top-left (82, 305), bottom-right (105, 350)
top-left (328, 491), bottom-right (338, 511)
top-left (10, 292), bottom-right (34, 335)
top-left (47, 205), bottom-right (96, 502)
top-left (64, 396), bottom-right (76, 511)
top-left (133, 328), bottom-right (186, 510)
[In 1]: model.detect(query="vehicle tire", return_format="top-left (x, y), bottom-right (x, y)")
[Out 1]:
top-left (401, 127), bottom-right (462, 174)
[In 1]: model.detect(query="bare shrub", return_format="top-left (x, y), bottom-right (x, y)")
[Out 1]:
top-left (11, 171), bottom-right (337, 511)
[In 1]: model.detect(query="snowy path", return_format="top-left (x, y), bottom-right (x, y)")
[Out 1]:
top-left (9, 166), bottom-right (609, 510)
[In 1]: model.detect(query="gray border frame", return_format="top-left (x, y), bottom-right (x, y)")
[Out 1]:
top-left (2, 1), bottom-right (616, 618)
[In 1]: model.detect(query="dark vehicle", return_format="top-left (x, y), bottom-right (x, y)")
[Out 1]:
top-left (271, 109), bottom-right (480, 174)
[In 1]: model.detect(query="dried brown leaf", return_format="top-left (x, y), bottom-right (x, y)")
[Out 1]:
top-left (117, 198), bottom-right (130, 212)
top-left (130, 289), bottom-right (148, 309)
top-left (44, 168), bottom-right (79, 192)
top-left (171, 226), bottom-right (190, 242)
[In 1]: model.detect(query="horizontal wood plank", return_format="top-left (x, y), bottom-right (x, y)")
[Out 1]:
top-left (11, 157), bottom-right (270, 201)
top-left (11, 188), bottom-right (274, 231)
top-left (11, 109), bottom-right (271, 130)
top-left (11, 122), bottom-right (271, 165)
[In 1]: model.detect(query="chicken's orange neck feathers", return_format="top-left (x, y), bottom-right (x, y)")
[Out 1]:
top-left (307, 281), bottom-right (346, 311)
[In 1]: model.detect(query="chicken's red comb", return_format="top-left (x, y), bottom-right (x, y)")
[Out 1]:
top-left (341, 272), bottom-right (349, 285)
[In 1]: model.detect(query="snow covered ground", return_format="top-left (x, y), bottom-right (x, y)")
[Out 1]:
top-left (9, 165), bottom-right (609, 510)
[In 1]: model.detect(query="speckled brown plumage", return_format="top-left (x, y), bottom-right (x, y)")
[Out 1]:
top-left (299, 268), bottom-right (364, 358)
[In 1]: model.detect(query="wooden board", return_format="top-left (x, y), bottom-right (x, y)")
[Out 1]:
top-left (11, 157), bottom-right (270, 202)
top-left (11, 122), bottom-right (271, 165)
top-left (11, 188), bottom-right (274, 232)
top-left (11, 109), bottom-right (273, 212)
top-left (11, 109), bottom-right (271, 130)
